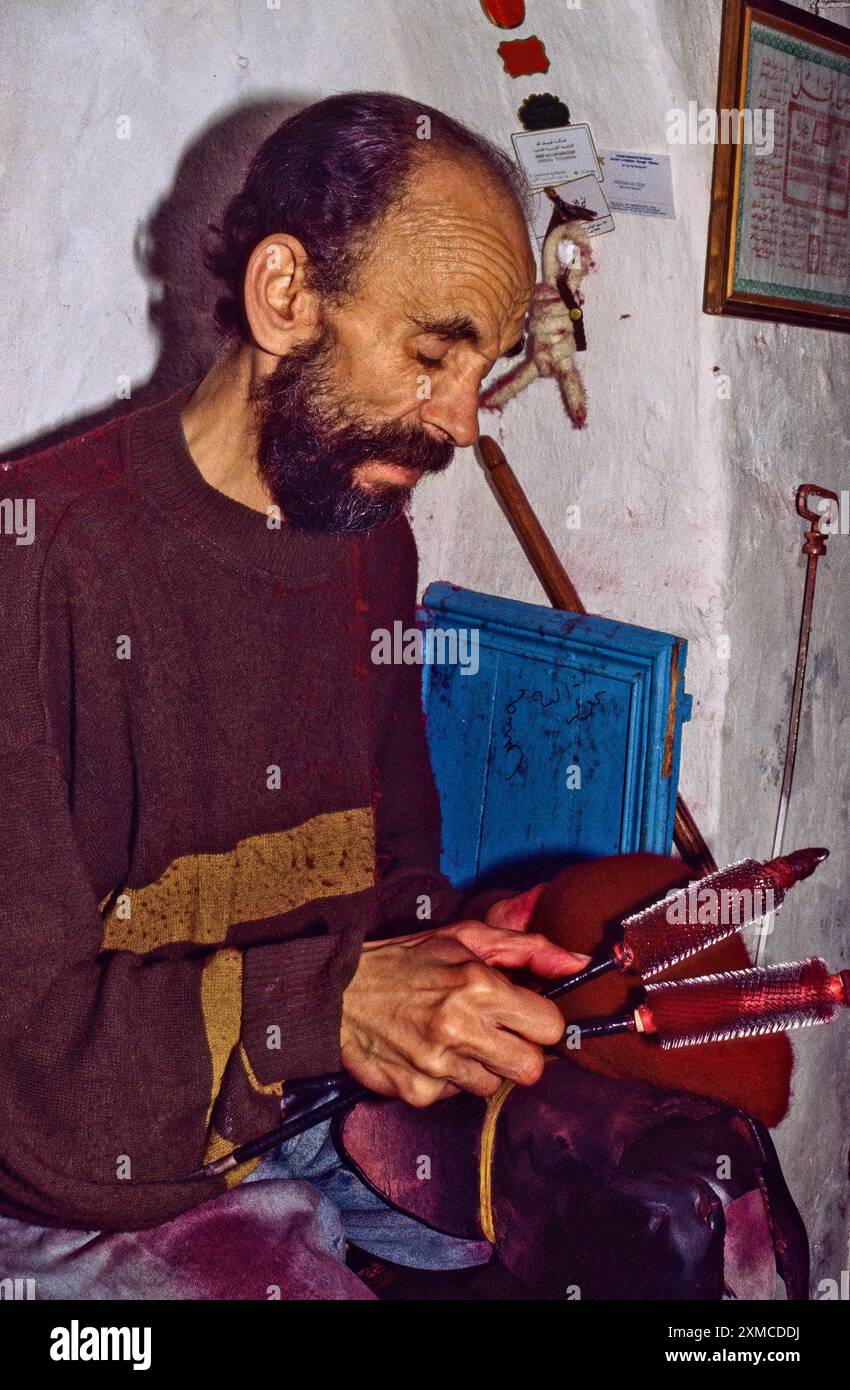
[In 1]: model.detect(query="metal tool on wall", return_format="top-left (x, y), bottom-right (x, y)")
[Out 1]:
top-left (476, 434), bottom-right (718, 878)
top-left (754, 482), bottom-right (837, 967)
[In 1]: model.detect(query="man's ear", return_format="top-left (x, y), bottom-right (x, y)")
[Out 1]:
top-left (242, 234), bottom-right (321, 355)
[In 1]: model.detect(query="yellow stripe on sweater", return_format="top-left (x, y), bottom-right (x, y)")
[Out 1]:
top-left (96, 810), bottom-right (373, 1174)
top-left (199, 946), bottom-right (243, 1137)
top-left (198, 951), bottom-right (281, 1171)
top-left (98, 807), bottom-right (375, 951)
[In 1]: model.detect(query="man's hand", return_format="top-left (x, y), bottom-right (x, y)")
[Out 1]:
top-left (340, 900), bottom-right (589, 1107)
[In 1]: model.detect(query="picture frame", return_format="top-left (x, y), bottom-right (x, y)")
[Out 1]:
top-left (704, 0), bottom-right (850, 332)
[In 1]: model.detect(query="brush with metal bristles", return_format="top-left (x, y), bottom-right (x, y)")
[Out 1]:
top-left (545, 846), bottom-right (828, 999)
top-left (564, 956), bottom-right (850, 1047)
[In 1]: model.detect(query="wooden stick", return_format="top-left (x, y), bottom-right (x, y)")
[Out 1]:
top-left (477, 434), bottom-right (717, 877)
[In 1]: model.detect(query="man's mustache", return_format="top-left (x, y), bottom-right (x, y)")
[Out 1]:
top-left (316, 417), bottom-right (454, 478)
top-left (363, 439), bottom-right (454, 475)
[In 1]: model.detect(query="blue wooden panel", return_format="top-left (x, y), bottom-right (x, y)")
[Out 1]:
top-left (418, 583), bottom-right (692, 894)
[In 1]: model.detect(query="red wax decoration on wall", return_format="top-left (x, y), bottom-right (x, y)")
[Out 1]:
top-left (481, 0), bottom-right (526, 27)
top-left (498, 35), bottom-right (550, 77)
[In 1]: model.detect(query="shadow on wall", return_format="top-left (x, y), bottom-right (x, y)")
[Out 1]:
top-left (1, 93), bottom-right (304, 462)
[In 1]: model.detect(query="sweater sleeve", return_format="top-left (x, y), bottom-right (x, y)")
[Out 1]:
top-left (0, 502), bottom-right (346, 1229)
top-left (0, 520), bottom-right (233, 1229)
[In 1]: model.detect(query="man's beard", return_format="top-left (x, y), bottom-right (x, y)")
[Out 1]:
top-left (251, 324), bottom-right (455, 532)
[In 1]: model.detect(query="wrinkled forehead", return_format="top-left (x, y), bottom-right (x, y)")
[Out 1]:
top-left (367, 159), bottom-right (536, 352)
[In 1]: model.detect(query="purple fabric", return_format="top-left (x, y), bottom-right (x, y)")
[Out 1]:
top-left (0, 1117), bottom-right (490, 1300)
top-left (0, 1178), bottom-right (374, 1301)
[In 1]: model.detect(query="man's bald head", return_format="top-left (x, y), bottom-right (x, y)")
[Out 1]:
top-left (206, 91), bottom-right (532, 337)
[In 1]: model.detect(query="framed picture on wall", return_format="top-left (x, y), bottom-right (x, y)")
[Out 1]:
top-left (705, 0), bottom-right (850, 332)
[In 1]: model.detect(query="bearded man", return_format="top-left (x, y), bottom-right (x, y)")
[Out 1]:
top-left (0, 92), bottom-right (593, 1299)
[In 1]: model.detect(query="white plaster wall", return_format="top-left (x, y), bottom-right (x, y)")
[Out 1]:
top-left (2, 0), bottom-right (848, 1292)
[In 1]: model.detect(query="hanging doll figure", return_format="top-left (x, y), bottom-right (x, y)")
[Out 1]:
top-left (480, 209), bottom-right (595, 429)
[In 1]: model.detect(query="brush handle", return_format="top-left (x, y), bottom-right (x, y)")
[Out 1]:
top-left (185, 1083), bottom-right (367, 1179)
top-left (543, 954), bottom-right (616, 998)
top-left (562, 1015), bottom-right (635, 1041)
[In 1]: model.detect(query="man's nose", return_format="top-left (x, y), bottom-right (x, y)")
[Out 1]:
top-left (420, 383), bottom-right (481, 449)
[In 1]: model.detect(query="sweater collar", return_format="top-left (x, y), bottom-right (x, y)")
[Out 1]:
top-left (126, 381), bottom-right (356, 584)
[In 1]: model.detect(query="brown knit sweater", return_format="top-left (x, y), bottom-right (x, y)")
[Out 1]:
top-left (0, 385), bottom-right (494, 1232)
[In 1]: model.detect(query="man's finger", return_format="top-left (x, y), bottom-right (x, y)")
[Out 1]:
top-left (486, 984), bottom-right (569, 1047)
top-left (457, 1032), bottom-right (549, 1088)
top-left (440, 971), bottom-right (569, 1050)
top-left (449, 922), bottom-right (591, 977)
top-left (446, 1058), bottom-right (510, 1098)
